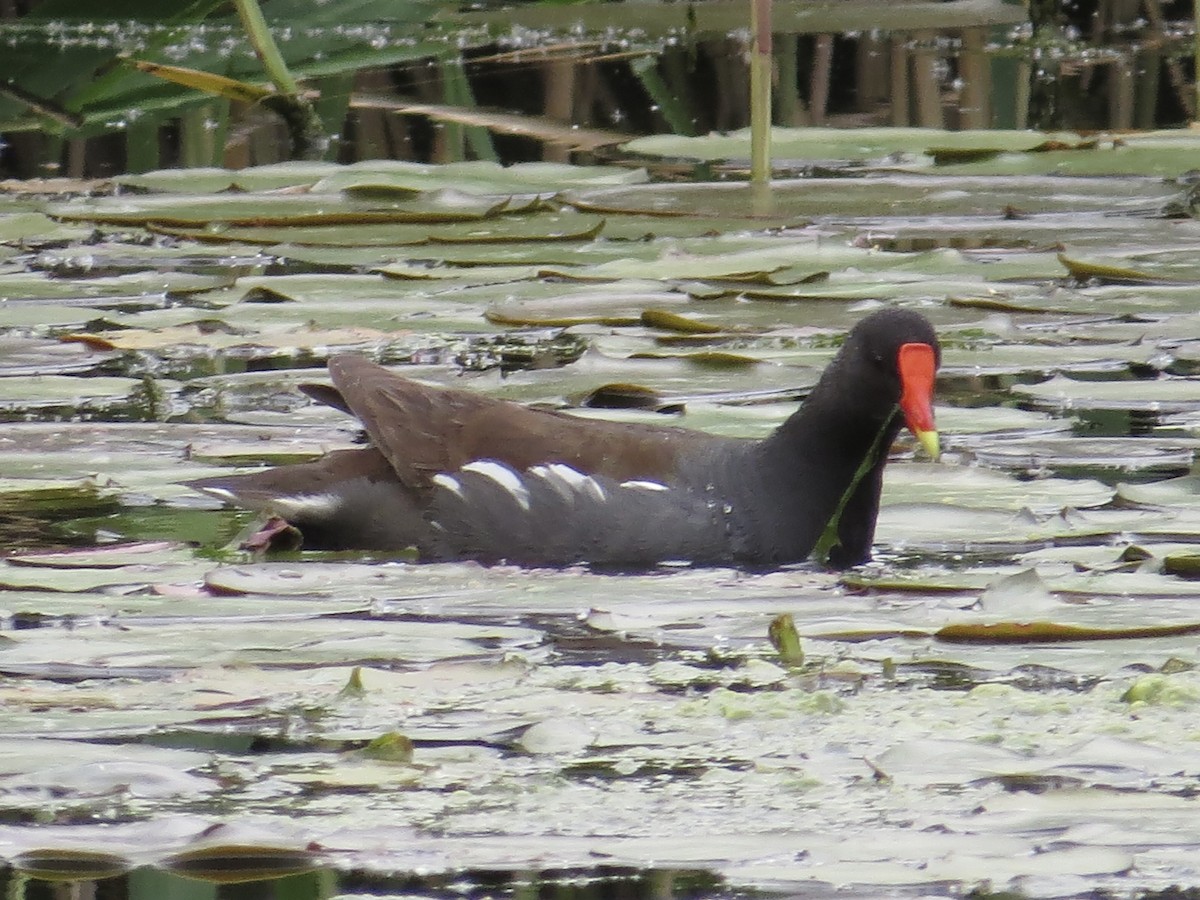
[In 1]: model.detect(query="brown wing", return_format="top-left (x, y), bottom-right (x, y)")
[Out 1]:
top-left (321, 355), bottom-right (716, 493)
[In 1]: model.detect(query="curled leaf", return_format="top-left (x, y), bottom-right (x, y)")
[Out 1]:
top-left (936, 621), bottom-right (1200, 644)
top-left (767, 613), bottom-right (805, 666)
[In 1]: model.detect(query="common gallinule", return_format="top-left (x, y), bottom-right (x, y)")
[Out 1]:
top-left (189, 307), bottom-right (939, 567)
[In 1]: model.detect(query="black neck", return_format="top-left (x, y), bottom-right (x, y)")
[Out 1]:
top-left (745, 375), bottom-right (903, 565)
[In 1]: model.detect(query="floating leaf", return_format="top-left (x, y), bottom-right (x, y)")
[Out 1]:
top-left (359, 732), bottom-right (415, 764)
top-left (882, 463), bottom-right (1114, 512)
top-left (639, 309), bottom-right (725, 334)
top-left (1163, 553), bottom-right (1200, 578)
top-left (1014, 375), bottom-right (1200, 414)
top-left (573, 383), bottom-right (672, 411)
top-left (1057, 252), bottom-right (1174, 284)
top-left (6, 542), bottom-right (188, 569)
top-left (629, 350), bottom-right (762, 368)
top-left (12, 849), bottom-right (132, 881)
top-left (1121, 674), bottom-right (1200, 705)
top-left (428, 216), bottom-right (605, 244)
top-left (163, 845), bottom-right (321, 884)
top-left (1117, 474), bottom-right (1200, 506)
top-left (936, 621), bottom-right (1200, 643)
top-left (484, 308), bottom-right (640, 328)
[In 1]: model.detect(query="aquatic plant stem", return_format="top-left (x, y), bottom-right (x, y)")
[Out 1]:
top-left (232, 0), bottom-right (326, 159)
top-left (812, 405), bottom-right (898, 566)
top-left (632, 56), bottom-right (697, 136)
top-left (233, 0), bottom-right (300, 97)
top-left (749, 0), bottom-right (772, 184)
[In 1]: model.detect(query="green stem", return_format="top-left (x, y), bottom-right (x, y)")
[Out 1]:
top-left (233, 0), bottom-right (327, 159)
top-left (632, 55), bottom-right (697, 136)
top-left (748, 0), bottom-right (772, 183)
top-left (442, 59), bottom-right (497, 162)
top-left (812, 405), bottom-right (897, 565)
top-left (233, 0), bottom-right (301, 97)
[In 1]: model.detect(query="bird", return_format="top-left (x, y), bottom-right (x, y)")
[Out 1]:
top-left (188, 307), bottom-right (939, 568)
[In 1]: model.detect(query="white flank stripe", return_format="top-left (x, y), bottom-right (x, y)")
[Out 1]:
top-left (585, 478), bottom-right (606, 502)
top-left (197, 486), bottom-right (238, 503)
top-left (529, 465), bottom-right (573, 504)
top-left (620, 479), bottom-right (669, 492)
top-left (542, 463), bottom-right (606, 503)
top-left (272, 492), bottom-right (343, 517)
top-left (432, 473), bottom-right (464, 498)
top-left (545, 463), bottom-right (589, 488)
top-left (461, 460), bottom-right (531, 511)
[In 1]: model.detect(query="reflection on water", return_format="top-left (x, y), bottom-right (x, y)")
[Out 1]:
top-left (1, 864), bottom-right (730, 900)
top-left (0, 4), bottom-right (1194, 179)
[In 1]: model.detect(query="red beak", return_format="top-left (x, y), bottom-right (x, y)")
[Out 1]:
top-left (897, 342), bottom-right (939, 460)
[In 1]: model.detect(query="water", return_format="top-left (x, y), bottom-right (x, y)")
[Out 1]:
top-left (3, 4), bottom-right (1200, 898)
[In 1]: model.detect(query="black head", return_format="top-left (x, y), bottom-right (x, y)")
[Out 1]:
top-left (813, 308), bottom-right (940, 425)
top-left (842, 307), bottom-right (941, 373)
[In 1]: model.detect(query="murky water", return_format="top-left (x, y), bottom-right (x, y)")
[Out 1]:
top-left (4, 3), bottom-right (1200, 898)
top-left (1, 153), bottom-right (1200, 897)
top-left (2, 0), bottom-right (1193, 176)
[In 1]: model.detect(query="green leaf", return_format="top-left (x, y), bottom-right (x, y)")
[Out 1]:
top-left (359, 731), bottom-right (415, 763)
top-left (767, 614), bottom-right (805, 666)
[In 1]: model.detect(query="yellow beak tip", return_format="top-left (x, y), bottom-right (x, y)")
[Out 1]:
top-left (916, 429), bottom-right (941, 461)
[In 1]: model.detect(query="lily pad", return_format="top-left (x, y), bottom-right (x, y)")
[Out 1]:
top-left (1014, 375), bottom-right (1200, 413)
top-left (882, 462), bottom-right (1114, 512)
